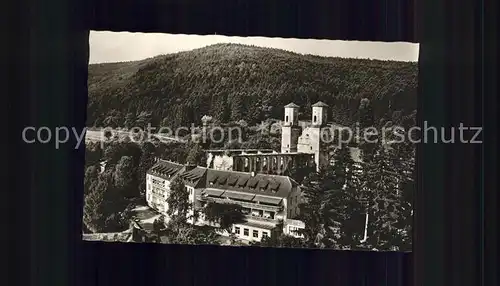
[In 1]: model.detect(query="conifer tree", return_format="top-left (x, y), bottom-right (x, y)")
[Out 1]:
top-left (297, 170), bottom-right (328, 247)
top-left (358, 98), bottom-right (377, 162)
top-left (361, 142), bottom-right (403, 250)
top-left (137, 143), bottom-right (157, 195)
top-left (321, 146), bottom-right (364, 249)
top-left (166, 176), bottom-right (190, 220)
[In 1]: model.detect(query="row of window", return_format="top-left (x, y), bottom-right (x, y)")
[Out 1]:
top-left (207, 181), bottom-right (278, 193)
top-left (234, 226), bottom-right (269, 239)
top-left (151, 187), bottom-right (165, 196)
top-left (151, 178), bottom-right (165, 186)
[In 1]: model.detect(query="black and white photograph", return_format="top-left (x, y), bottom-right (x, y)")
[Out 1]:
top-left (83, 31), bottom-right (418, 251)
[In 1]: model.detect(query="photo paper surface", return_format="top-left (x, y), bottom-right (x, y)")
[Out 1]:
top-left (83, 31), bottom-right (418, 251)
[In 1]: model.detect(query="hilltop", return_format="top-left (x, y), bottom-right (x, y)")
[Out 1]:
top-left (87, 43), bottom-right (418, 128)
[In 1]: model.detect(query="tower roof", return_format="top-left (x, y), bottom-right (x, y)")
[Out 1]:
top-left (284, 102), bottom-right (300, 108)
top-left (312, 101), bottom-right (329, 107)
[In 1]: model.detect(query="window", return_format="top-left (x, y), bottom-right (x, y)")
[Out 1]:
top-left (234, 227), bottom-right (240, 234)
top-left (285, 115), bottom-right (289, 122)
top-left (243, 228), bottom-right (249, 236)
top-left (262, 232), bottom-right (269, 238)
top-left (314, 115), bottom-right (317, 122)
top-left (253, 230), bottom-right (259, 238)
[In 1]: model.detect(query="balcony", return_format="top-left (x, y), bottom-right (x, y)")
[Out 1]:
top-left (197, 196), bottom-right (283, 212)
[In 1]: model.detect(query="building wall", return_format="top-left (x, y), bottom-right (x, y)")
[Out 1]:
top-left (147, 168), bottom-right (307, 243)
top-left (232, 224), bottom-right (272, 242)
top-left (281, 126), bottom-right (302, 153)
top-left (284, 219), bottom-right (305, 238)
top-left (146, 174), bottom-right (172, 214)
top-left (211, 154), bottom-right (234, 171)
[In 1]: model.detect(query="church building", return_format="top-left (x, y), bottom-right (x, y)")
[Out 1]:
top-left (210, 102), bottom-right (333, 174)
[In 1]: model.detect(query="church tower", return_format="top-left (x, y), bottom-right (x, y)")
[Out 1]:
top-left (309, 101), bottom-right (330, 170)
top-left (281, 103), bottom-right (302, 153)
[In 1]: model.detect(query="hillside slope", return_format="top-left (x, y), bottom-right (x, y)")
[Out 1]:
top-left (87, 43), bottom-right (418, 128)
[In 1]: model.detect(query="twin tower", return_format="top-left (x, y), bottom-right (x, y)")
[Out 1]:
top-left (281, 101), bottom-right (330, 171)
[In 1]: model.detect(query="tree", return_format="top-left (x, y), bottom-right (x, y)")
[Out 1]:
top-left (202, 202), bottom-right (246, 233)
top-left (186, 142), bottom-right (205, 166)
top-left (296, 171), bottom-right (329, 247)
top-left (83, 184), bottom-right (107, 233)
top-left (104, 130), bottom-right (113, 140)
top-left (358, 98), bottom-right (377, 162)
top-left (284, 164), bottom-right (313, 185)
top-left (254, 220), bottom-right (307, 248)
top-left (103, 142), bottom-right (142, 167)
top-left (87, 44), bottom-right (417, 133)
top-left (85, 142), bottom-right (103, 166)
top-left (152, 215), bottom-right (166, 240)
top-left (166, 176), bottom-right (190, 220)
top-left (135, 111), bottom-right (152, 129)
top-left (359, 142), bottom-right (404, 250)
top-left (163, 215), bottom-right (220, 245)
top-left (320, 146), bottom-right (365, 249)
top-left (230, 93), bottom-right (244, 121)
top-left (84, 165), bottom-right (100, 195)
top-left (137, 142), bottom-right (157, 194)
top-left (102, 109), bottom-right (123, 128)
top-left (113, 156), bottom-right (139, 198)
top-left (83, 170), bottom-right (122, 233)
top-left (124, 112), bottom-right (136, 129)
top-left (223, 139), bottom-right (241, 150)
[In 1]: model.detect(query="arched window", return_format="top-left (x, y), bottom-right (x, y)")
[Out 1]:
top-left (285, 115), bottom-right (289, 122)
top-left (313, 115), bottom-right (317, 122)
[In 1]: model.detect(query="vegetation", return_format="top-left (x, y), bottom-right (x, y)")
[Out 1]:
top-left (202, 202), bottom-right (246, 233)
top-left (252, 220), bottom-right (307, 248)
top-left (165, 176), bottom-right (190, 219)
top-left (87, 43), bottom-right (417, 129)
top-left (83, 43), bottom-right (416, 249)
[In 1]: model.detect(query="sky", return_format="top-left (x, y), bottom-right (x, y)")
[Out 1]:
top-left (89, 31), bottom-right (420, 64)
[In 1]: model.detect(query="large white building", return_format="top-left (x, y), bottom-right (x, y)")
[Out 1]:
top-left (146, 159), bottom-right (305, 242)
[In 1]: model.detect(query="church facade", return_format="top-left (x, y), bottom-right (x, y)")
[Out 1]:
top-left (208, 101), bottom-right (332, 174)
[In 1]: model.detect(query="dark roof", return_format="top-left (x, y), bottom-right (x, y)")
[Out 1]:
top-left (179, 166), bottom-right (206, 187)
top-left (148, 161), bottom-right (298, 198)
top-left (241, 221), bottom-right (276, 230)
top-left (284, 102), bottom-right (300, 108)
top-left (147, 160), bottom-right (184, 180)
top-left (203, 169), bottom-right (296, 198)
top-left (312, 101), bottom-right (329, 107)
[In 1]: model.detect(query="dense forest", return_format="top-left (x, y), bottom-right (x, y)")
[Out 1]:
top-left (84, 43), bottom-right (416, 250)
top-left (87, 43), bottom-right (418, 129)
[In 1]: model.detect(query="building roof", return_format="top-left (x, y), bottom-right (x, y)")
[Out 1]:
top-left (284, 102), bottom-right (300, 108)
top-left (312, 101), bottom-right (329, 107)
top-left (205, 149), bottom-right (274, 153)
top-left (147, 160), bottom-right (184, 180)
top-left (179, 166), bottom-right (207, 188)
top-left (233, 152), bottom-right (314, 157)
top-left (203, 168), bottom-right (297, 198)
top-left (147, 160), bottom-right (299, 198)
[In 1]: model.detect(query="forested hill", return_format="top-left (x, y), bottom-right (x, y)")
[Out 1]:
top-left (87, 43), bottom-right (418, 128)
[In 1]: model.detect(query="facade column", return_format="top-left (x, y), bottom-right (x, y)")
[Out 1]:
top-left (235, 157), bottom-right (242, 171)
top-left (249, 157), bottom-right (255, 173)
top-left (277, 156), bottom-right (282, 174)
